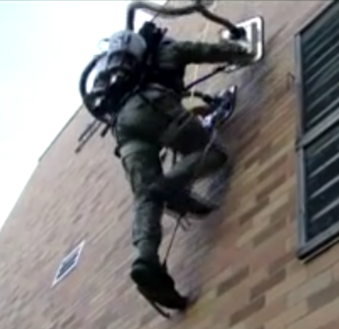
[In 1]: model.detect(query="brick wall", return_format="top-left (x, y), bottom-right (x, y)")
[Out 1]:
top-left (0, 1), bottom-right (338, 329)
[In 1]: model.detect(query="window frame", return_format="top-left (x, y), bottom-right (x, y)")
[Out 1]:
top-left (295, 0), bottom-right (339, 261)
top-left (52, 240), bottom-right (85, 287)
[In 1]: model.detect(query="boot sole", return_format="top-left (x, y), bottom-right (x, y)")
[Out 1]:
top-left (130, 264), bottom-right (157, 289)
top-left (131, 266), bottom-right (188, 310)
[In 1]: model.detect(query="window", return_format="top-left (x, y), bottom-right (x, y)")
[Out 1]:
top-left (296, 1), bottom-right (339, 260)
top-left (52, 241), bottom-right (85, 286)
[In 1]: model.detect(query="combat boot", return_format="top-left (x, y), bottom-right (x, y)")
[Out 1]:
top-left (149, 181), bottom-right (216, 217)
top-left (131, 247), bottom-right (187, 310)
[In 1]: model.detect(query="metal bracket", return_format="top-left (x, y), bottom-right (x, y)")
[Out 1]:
top-left (219, 16), bottom-right (265, 72)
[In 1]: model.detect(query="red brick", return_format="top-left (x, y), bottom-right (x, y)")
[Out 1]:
top-left (229, 296), bottom-right (266, 326)
top-left (307, 280), bottom-right (339, 312)
top-left (255, 173), bottom-right (288, 202)
top-left (216, 266), bottom-right (250, 296)
top-left (0, 2), bottom-right (337, 329)
top-left (257, 153), bottom-right (289, 182)
top-left (250, 269), bottom-right (286, 300)
top-left (318, 319), bottom-right (339, 329)
top-left (238, 197), bottom-right (270, 226)
top-left (267, 250), bottom-right (295, 275)
top-left (252, 217), bottom-right (286, 247)
top-left (248, 297), bottom-right (286, 329)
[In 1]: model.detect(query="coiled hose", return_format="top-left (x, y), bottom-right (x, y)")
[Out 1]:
top-left (126, 0), bottom-right (245, 39)
top-left (79, 0), bottom-right (244, 121)
top-left (79, 52), bottom-right (110, 123)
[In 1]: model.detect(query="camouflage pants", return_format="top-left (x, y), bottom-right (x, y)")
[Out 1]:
top-left (115, 90), bottom-right (228, 261)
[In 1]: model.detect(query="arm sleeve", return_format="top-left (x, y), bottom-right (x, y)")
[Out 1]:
top-left (168, 40), bottom-right (251, 65)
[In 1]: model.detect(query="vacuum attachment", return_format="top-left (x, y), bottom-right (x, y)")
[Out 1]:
top-left (220, 16), bottom-right (265, 72)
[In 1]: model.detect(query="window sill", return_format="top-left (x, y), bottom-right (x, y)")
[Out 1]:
top-left (297, 221), bottom-right (339, 262)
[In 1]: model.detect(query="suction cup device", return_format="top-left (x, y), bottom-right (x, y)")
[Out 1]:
top-left (219, 16), bottom-right (265, 73)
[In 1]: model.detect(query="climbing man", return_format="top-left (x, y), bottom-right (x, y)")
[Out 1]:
top-left (88, 22), bottom-right (254, 310)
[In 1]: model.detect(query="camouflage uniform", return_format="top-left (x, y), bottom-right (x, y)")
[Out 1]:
top-left (113, 40), bottom-right (252, 290)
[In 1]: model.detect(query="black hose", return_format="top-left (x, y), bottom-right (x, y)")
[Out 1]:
top-left (79, 52), bottom-right (111, 124)
top-left (126, 1), bottom-right (199, 31)
top-left (195, 5), bottom-right (246, 39)
top-left (79, 53), bottom-right (105, 101)
top-left (125, 0), bottom-right (243, 39)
